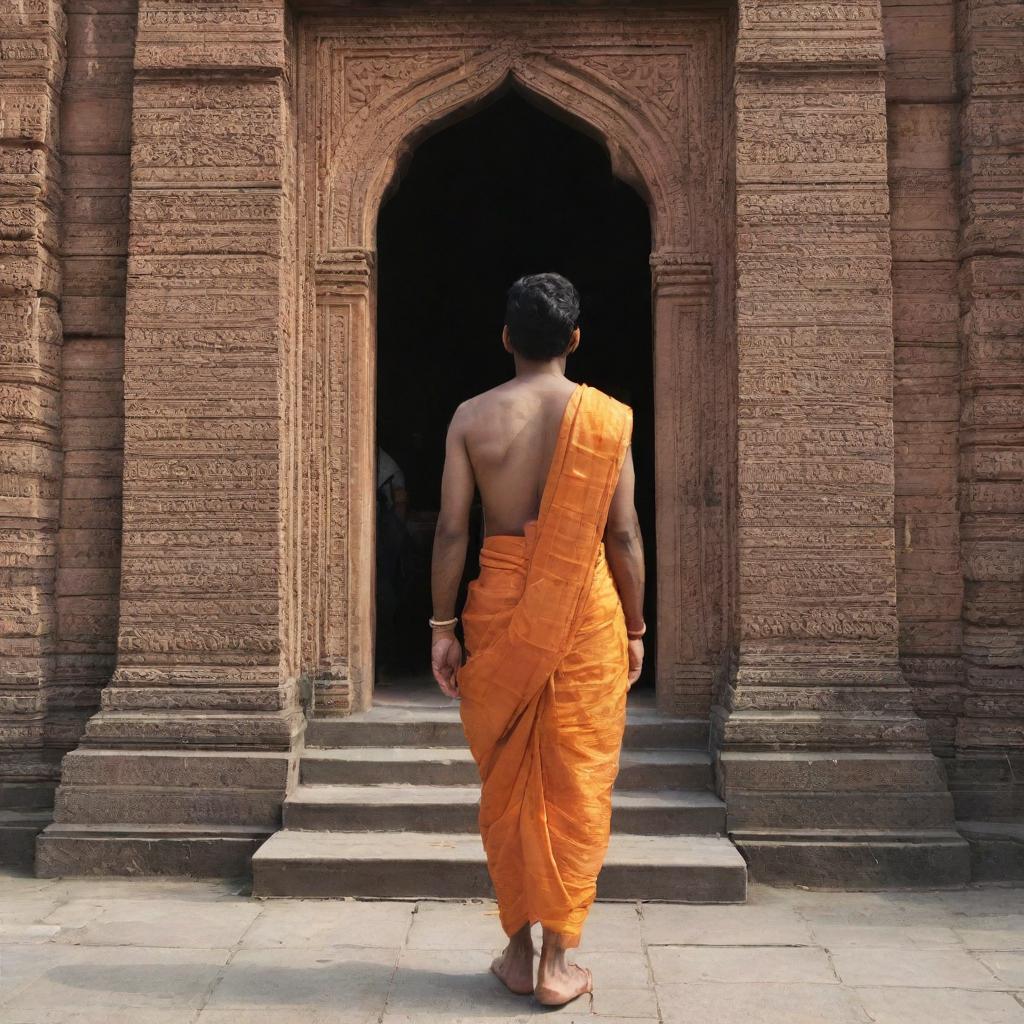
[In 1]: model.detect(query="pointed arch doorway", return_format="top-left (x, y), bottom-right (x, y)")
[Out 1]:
top-left (373, 88), bottom-right (657, 693)
top-left (299, 9), bottom-right (733, 718)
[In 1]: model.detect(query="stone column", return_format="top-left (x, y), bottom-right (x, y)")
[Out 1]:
top-left (949, 0), bottom-right (1024, 842)
top-left (0, 0), bottom-right (66, 863)
top-left (313, 249), bottom-right (376, 716)
top-left (650, 254), bottom-right (724, 716)
top-left (37, 0), bottom-right (302, 876)
top-left (715, 0), bottom-right (969, 884)
top-left (884, 0), bottom-right (964, 756)
top-left (54, 0), bottom-right (136, 811)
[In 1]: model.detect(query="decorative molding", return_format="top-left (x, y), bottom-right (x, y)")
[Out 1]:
top-left (300, 7), bottom-right (732, 714)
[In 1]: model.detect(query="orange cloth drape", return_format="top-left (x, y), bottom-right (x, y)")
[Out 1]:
top-left (456, 383), bottom-right (633, 946)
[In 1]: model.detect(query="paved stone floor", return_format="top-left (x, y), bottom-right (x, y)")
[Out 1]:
top-left (2, 869), bottom-right (1024, 1023)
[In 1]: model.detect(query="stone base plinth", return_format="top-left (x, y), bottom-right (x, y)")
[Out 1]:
top-left (718, 750), bottom-right (971, 887)
top-left (36, 823), bottom-right (270, 878)
top-left (734, 829), bottom-right (970, 887)
top-left (35, 742), bottom-right (302, 877)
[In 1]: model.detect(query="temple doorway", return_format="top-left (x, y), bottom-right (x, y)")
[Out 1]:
top-left (374, 88), bottom-right (656, 692)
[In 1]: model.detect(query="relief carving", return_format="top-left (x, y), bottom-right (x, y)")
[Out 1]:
top-left (302, 8), bottom-right (729, 713)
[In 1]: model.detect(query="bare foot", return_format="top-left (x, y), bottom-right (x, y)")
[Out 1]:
top-left (534, 960), bottom-right (593, 1007)
top-left (490, 925), bottom-right (535, 995)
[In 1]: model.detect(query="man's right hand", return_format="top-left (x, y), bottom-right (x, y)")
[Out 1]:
top-left (627, 638), bottom-right (644, 688)
top-left (431, 632), bottom-right (462, 699)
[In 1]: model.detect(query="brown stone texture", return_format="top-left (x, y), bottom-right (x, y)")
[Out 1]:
top-left (35, 0), bottom-right (304, 875)
top-left (52, 0), bottom-right (134, 788)
top-left (0, 0), bottom-right (1019, 880)
top-left (716, 0), bottom-right (969, 884)
top-left (949, 0), bottom-right (1024, 820)
top-left (885, 0), bottom-right (964, 756)
top-left (299, 5), bottom-right (737, 718)
top-left (0, 0), bottom-right (66, 813)
top-left (94, 0), bottom-right (301, 741)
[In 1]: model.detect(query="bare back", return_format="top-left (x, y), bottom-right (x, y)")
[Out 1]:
top-left (458, 376), bottom-right (580, 538)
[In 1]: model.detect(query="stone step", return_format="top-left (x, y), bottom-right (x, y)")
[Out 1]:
top-left (252, 829), bottom-right (747, 902)
top-left (283, 784), bottom-right (727, 835)
top-left (300, 746), bottom-right (712, 790)
top-left (306, 705), bottom-right (707, 750)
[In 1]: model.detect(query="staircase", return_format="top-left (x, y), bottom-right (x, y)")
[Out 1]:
top-left (252, 692), bottom-right (747, 901)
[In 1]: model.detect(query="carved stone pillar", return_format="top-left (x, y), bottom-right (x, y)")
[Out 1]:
top-left (949, 0), bottom-right (1024, 850)
top-left (650, 254), bottom-right (725, 715)
top-left (715, 0), bottom-right (969, 884)
top-left (313, 249), bottom-right (376, 715)
top-left (36, 0), bottom-right (302, 876)
top-left (0, 0), bottom-right (66, 864)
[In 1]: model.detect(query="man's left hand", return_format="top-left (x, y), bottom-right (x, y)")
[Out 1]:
top-left (431, 633), bottom-right (462, 699)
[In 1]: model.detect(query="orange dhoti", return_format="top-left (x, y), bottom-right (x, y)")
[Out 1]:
top-left (456, 383), bottom-right (633, 946)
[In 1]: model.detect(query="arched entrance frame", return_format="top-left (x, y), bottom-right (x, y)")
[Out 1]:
top-left (298, 8), bottom-right (734, 716)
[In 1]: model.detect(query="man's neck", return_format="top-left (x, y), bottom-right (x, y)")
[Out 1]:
top-left (511, 354), bottom-right (568, 380)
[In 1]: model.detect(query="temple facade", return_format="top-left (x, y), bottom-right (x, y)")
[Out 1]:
top-left (2, 0), bottom-right (1022, 887)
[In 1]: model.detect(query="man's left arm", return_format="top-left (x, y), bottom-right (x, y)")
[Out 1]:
top-left (430, 405), bottom-right (475, 697)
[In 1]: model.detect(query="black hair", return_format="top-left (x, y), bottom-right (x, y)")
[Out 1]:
top-left (504, 272), bottom-right (580, 360)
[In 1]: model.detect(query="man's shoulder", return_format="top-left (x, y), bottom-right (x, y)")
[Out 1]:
top-left (451, 383), bottom-right (504, 421)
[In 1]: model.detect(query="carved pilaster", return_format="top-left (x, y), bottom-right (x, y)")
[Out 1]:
top-left (949, 0), bottom-right (1024, 827)
top-left (651, 255), bottom-right (724, 715)
top-left (37, 0), bottom-right (303, 878)
top-left (716, 0), bottom-right (968, 885)
top-left (312, 250), bottom-right (376, 715)
top-left (0, 0), bottom-right (66, 864)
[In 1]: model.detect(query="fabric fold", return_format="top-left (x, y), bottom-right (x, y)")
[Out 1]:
top-left (456, 383), bottom-right (633, 945)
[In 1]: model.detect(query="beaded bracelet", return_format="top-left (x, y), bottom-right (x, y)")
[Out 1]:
top-left (626, 622), bottom-right (647, 639)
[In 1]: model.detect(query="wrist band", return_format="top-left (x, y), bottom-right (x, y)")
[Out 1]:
top-left (429, 615), bottom-right (458, 628)
top-left (626, 622), bottom-right (647, 639)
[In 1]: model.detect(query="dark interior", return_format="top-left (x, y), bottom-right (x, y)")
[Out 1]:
top-left (375, 87), bottom-right (656, 689)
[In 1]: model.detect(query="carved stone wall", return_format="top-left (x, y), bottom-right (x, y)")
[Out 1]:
top-left (0, 0), bottom-right (66, 847)
top-left (949, 0), bottom-right (1024, 824)
top-left (0, 0), bottom-right (1020, 880)
top-left (885, 0), bottom-right (964, 757)
top-left (884, 0), bottom-right (962, 753)
top-left (35, 0), bottom-right (305, 877)
top-left (715, 0), bottom-right (970, 884)
top-left (52, 0), bottom-right (135, 797)
top-left (299, 5), bottom-right (737, 718)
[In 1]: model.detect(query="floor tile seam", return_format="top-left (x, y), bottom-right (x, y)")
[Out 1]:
top-left (819, 941), bottom-right (968, 953)
top-left (191, 897), bottom-right (270, 1017)
top-left (636, 900), bottom-right (666, 1022)
top-left (806, 918), bottom-right (970, 946)
top-left (965, 942), bottom-right (1019, 988)
top-left (652, 980), bottom-right (849, 988)
top-left (0, 962), bottom-right (43, 1013)
top-left (378, 900), bottom-right (422, 1022)
top-left (643, 941), bottom-right (816, 948)
top-left (841, 985), bottom-right (882, 1024)
top-left (838, 980), bottom-right (1024, 992)
top-left (849, 983), bottom-right (1024, 997)
top-left (36, 882), bottom-right (74, 930)
top-left (822, 942), bottom-right (843, 985)
top-left (795, 907), bottom-right (962, 935)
